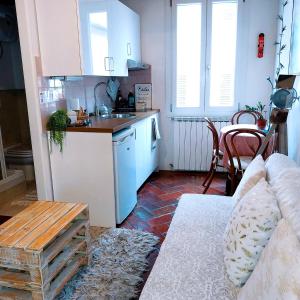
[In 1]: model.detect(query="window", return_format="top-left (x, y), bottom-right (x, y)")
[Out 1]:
top-left (172, 0), bottom-right (238, 115)
top-left (176, 3), bottom-right (202, 108)
top-left (208, 1), bottom-right (237, 108)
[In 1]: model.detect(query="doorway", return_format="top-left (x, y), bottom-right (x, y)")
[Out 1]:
top-left (0, 0), bottom-right (37, 218)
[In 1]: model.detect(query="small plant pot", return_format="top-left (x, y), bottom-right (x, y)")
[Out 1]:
top-left (257, 119), bottom-right (267, 130)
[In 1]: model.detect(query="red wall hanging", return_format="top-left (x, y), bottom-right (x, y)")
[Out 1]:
top-left (257, 33), bottom-right (265, 58)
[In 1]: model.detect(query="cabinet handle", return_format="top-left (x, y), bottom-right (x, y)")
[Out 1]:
top-left (104, 57), bottom-right (110, 71)
top-left (127, 42), bottom-right (132, 56)
top-left (110, 57), bottom-right (115, 72)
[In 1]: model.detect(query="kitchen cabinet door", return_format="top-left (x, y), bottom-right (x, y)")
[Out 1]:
top-left (134, 118), bottom-right (148, 190)
top-left (35, 0), bottom-right (82, 76)
top-left (124, 7), bottom-right (141, 62)
top-left (108, 0), bottom-right (129, 77)
top-left (35, 0), bottom-right (140, 77)
top-left (147, 114), bottom-right (159, 174)
top-left (78, 0), bottom-right (111, 76)
top-left (79, 0), bottom-right (129, 76)
top-left (134, 114), bottom-right (159, 191)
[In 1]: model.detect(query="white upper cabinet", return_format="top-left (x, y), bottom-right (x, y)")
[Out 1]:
top-left (123, 6), bottom-right (141, 62)
top-left (35, 0), bottom-right (140, 77)
top-left (78, 0), bottom-right (111, 76)
top-left (35, 0), bottom-right (82, 76)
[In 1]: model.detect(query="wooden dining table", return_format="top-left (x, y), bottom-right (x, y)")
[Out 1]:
top-left (219, 124), bottom-right (272, 167)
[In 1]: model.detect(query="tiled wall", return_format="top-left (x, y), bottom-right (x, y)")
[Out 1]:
top-left (119, 68), bottom-right (152, 100)
top-left (38, 68), bottom-right (152, 127)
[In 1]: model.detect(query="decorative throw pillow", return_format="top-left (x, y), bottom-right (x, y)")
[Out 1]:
top-left (233, 155), bottom-right (266, 202)
top-left (265, 153), bottom-right (297, 182)
top-left (224, 178), bottom-right (281, 287)
top-left (238, 219), bottom-right (300, 300)
top-left (270, 167), bottom-right (300, 241)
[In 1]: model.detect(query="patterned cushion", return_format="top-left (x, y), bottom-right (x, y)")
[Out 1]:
top-left (233, 155), bottom-right (266, 202)
top-left (265, 153), bottom-right (297, 182)
top-left (238, 219), bottom-right (300, 300)
top-left (271, 167), bottom-right (300, 241)
top-left (224, 178), bottom-right (281, 287)
top-left (140, 194), bottom-right (240, 300)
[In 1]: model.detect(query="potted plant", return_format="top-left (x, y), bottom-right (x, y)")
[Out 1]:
top-left (47, 110), bottom-right (69, 152)
top-left (256, 101), bottom-right (267, 130)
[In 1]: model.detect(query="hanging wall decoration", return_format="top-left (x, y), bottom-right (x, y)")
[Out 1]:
top-left (257, 33), bottom-right (265, 58)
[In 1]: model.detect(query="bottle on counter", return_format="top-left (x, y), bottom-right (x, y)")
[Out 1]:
top-left (128, 91), bottom-right (135, 109)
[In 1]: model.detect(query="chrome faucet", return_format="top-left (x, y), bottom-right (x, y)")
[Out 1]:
top-left (94, 81), bottom-right (108, 116)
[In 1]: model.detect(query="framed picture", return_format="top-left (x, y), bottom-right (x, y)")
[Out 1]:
top-left (135, 83), bottom-right (152, 109)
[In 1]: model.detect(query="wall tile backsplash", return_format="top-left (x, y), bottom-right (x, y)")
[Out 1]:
top-left (39, 68), bottom-right (152, 115)
top-left (119, 67), bottom-right (151, 98)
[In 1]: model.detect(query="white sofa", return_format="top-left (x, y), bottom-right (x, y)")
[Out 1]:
top-left (140, 154), bottom-right (299, 300)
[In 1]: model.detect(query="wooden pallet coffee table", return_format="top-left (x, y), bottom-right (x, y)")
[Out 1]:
top-left (0, 201), bottom-right (90, 300)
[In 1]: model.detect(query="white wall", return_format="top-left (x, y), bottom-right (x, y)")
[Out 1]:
top-left (237, 0), bottom-right (279, 109)
top-left (121, 0), bottom-right (279, 170)
top-left (16, 0), bottom-right (53, 199)
top-left (288, 76), bottom-right (300, 165)
top-left (120, 0), bottom-right (172, 170)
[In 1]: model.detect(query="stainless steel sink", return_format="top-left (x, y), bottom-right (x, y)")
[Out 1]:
top-left (100, 113), bottom-right (136, 119)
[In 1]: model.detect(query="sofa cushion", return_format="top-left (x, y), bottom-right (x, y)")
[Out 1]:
top-left (238, 219), bottom-right (300, 300)
top-left (233, 155), bottom-right (266, 202)
top-left (224, 178), bottom-right (281, 287)
top-left (265, 153), bottom-right (297, 182)
top-left (271, 167), bottom-right (300, 241)
top-left (140, 194), bottom-right (239, 300)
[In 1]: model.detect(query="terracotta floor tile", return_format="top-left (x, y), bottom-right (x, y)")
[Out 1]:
top-left (158, 191), bottom-right (183, 201)
top-left (133, 207), bottom-right (154, 221)
top-left (152, 204), bottom-right (177, 217)
top-left (148, 214), bottom-right (173, 226)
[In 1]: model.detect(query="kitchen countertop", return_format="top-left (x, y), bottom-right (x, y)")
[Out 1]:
top-left (66, 109), bottom-right (160, 133)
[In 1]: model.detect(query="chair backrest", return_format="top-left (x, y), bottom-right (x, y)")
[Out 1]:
top-left (204, 117), bottom-right (220, 156)
top-left (223, 128), bottom-right (268, 172)
top-left (231, 110), bottom-right (263, 125)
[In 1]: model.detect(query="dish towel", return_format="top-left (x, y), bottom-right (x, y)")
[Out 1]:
top-left (152, 118), bottom-right (161, 140)
top-left (151, 118), bottom-right (161, 150)
top-left (106, 78), bottom-right (120, 102)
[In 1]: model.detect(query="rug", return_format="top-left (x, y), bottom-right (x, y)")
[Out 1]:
top-left (57, 228), bottom-right (159, 300)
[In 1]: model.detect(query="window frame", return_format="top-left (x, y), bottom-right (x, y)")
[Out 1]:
top-left (171, 0), bottom-right (207, 116)
top-left (171, 0), bottom-right (243, 117)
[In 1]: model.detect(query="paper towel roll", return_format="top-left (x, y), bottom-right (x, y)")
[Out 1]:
top-left (68, 98), bottom-right (80, 111)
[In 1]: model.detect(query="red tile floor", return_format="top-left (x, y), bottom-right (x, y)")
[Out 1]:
top-left (118, 171), bottom-right (227, 296)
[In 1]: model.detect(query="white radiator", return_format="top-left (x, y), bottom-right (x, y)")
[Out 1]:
top-left (172, 117), bottom-right (231, 171)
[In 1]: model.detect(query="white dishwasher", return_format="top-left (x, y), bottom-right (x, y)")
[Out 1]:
top-left (113, 128), bottom-right (137, 224)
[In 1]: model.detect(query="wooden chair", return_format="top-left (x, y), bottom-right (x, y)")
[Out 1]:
top-left (202, 117), bottom-right (224, 194)
top-left (223, 128), bottom-right (268, 195)
top-left (231, 110), bottom-right (263, 125)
